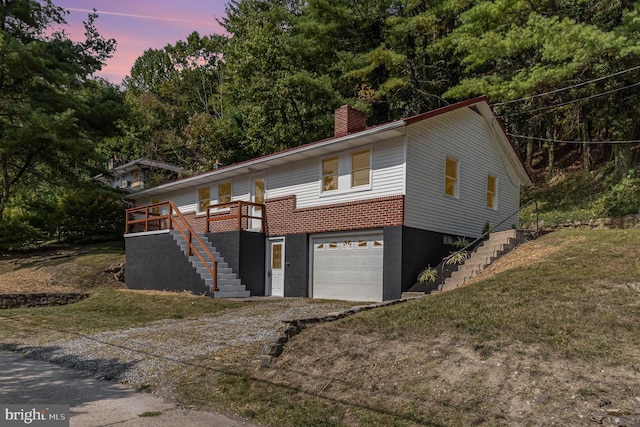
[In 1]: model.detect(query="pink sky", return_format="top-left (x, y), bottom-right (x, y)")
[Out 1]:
top-left (51, 1), bottom-right (228, 84)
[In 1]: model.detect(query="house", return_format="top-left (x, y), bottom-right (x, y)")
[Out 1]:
top-left (124, 96), bottom-right (532, 302)
top-left (104, 157), bottom-right (183, 193)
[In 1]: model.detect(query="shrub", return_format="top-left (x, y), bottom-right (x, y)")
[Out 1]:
top-left (417, 266), bottom-right (438, 284)
top-left (446, 250), bottom-right (469, 265)
top-left (602, 170), bottom-right (640, 217)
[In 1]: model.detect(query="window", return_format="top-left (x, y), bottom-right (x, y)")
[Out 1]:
top-left (218, 182), bottom-right (232, 204)
top-left (198, 187), bottom-right (210, 213)
top-left (487, 175), bottom-right (497, 209)
top-left (132, 170), bottom-right (141, 186)
top-left (254, 178), bottom-right (265, 204)
top-left (322, 157), bottom-right (339, 191)
top-left (351, 150), bottom-right (370, 187)
top-left (445, 157), bottom-right (458, 197)
top-left (271, 243), bottom-right (283, 269)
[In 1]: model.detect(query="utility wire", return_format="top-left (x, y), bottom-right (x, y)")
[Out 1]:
top-left (507, 133), bottom-right (640, 144)
top-left (501, 81), bottom-right (640, 118)
top-left (493, 64), bottom-right (640, 107)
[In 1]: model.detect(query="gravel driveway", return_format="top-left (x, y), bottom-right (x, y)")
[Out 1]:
top-left (12, 298), bottom-right (357, 393)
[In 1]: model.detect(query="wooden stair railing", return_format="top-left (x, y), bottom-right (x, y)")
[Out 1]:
top-left (126, 202), bottom-right (219, 291)
top-left (206, 201), bottom-right (265, 233)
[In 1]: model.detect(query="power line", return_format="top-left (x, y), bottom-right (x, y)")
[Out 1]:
top-left (493, 64), bottom-right (640, 107)
top-left (501, 81), bottom-right (640, 118)
top-left (507, 133), bottom-right (640, 144)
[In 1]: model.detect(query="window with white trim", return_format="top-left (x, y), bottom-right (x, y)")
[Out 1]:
top-left (218, 182), bottom-right (232, 204)
top-left (322, 157), bottom-right (339, 192)
top-left (198, 187), bottom-right (210, 213)
top-left (487, 175), bottom-right (497, 209)
top-left (445, 157), bottom-right (458, 197)
top-left (351, 149), bottom-right (370, 187)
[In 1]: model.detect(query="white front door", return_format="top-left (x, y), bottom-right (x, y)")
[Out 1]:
top-left (250, 176), bottom-right (265, 231)
top-left (269, 239), bottom-right (285, 297)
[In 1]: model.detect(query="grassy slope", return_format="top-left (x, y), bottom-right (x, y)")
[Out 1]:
top-left (0, 241), bottom-right (127, 293)
top-left (172, 230), bottom-right (640, 426)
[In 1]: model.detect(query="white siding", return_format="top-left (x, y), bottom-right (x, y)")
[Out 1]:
top-left (405, 107), bottom-right (521, 238)
top-left (267, 136), bottom-right (406, 208)
top-left (157, 175), bottom-right (253, 214)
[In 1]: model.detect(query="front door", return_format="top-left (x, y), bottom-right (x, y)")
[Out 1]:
top-left (269, 239), bottom-right (285, 297)
top-left (250, 176), bottom-right (265, 231)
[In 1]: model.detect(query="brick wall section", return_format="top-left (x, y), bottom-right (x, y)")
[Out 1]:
top-left (334, 105), bottom-right (367, 137)
top-left (265, 195), bottom-right (404, 236)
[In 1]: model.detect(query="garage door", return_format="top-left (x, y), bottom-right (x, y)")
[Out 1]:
top-left (312, 233), bottom-right (384, 302)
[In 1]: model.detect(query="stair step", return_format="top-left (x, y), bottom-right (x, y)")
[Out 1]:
top-left (437, 230), bottom-right (529, 292)
top-left (213, 290), bottom-right (251, 298)
top-left (171, 231), bottom-right (250, 298)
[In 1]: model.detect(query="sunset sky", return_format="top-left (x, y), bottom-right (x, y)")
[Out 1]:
top-left (51, 1), bottom-right (229, 84)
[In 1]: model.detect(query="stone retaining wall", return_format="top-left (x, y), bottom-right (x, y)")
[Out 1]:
top-left (526, 214), bottom-right (640, 231)
top-left (0, 293), bottom-right (90, 309)
top-left (260, 297), bottom-right (414, 366)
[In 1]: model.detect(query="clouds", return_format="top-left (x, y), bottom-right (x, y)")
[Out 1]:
top-left (52, 1), bottom-right (228, 84)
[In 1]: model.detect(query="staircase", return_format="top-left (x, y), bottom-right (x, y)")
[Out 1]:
top-left (439, 230), bottom-right (528, 292)
top-left (170, 230), bottom-right (250, 298)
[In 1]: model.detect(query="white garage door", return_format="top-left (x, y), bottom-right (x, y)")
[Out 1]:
top-left (312, 233), bottom-right (384, 302)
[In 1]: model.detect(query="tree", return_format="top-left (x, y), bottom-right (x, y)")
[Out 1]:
top-left (437, 0), bottom-right (640, 175)
top-left (219, 0), bottom-right (342, 158)
top-left (0, 0), bottom-right (119, 219)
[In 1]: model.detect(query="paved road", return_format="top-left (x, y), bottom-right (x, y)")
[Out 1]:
top-left (0, 350), bottom-right (262, 427)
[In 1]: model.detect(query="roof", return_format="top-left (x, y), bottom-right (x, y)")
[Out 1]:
top-left (129, 97), bottom-right (531, 199)
top-left (112, 158), bottom-right (183, 174)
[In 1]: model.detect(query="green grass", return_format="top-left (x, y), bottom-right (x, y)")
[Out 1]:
top-left (171, 229), bottom-right (640, 426)
top-left (346, 230), bottom-right (640, 363)
top-left (0, 288), bottom-right (242, 341)
top-left (520, 168), bottom-right (613, 226)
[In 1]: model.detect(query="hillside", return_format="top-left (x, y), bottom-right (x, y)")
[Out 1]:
top-left (173, 229), bottom-right (640, 426)
top-left (0, 242), bottom-right (125, 294)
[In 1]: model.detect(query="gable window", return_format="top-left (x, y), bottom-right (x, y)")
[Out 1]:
top-left (445, 157), bottom-right (458, 197)
top-left (218, 182), bottom-right (232, 204)
top-left (351, 150), bottom-right (370, 187)
top-left (322, 157), bottom-right (339, 191)
top-left (198, 187), bottom-right (210, 213)
top-left (487, 175), bottom-right (497, 209)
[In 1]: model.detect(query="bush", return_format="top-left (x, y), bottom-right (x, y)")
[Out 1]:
top-left (57, 188), bottom-right (126, 242)
top-left (0, 216), bottom-right (48, 252)
top-left (602, 170), bottom-right (640, 217)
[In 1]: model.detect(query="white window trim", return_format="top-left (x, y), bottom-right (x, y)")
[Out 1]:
top-left (487, 174), bottom-right (498, 210)
top-left (444, 156), bottom-right (460, 199)
top-left (216, 181), bottom-right (233, 205)
top-left (197, 186), bottom-right (211, 214)
top-left (319, 146), bottom-right (373, 196)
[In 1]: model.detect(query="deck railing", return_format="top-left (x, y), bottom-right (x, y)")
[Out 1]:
top-left (206, 201), bottom-right (265, 233)
top-left (126, 201), bottom-right (219, 291)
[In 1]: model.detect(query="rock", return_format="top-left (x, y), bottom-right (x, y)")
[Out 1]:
top-left (600, 398), bottom-right (612, 407)
top-left (261, 343), bottom-right (283, 357)
top-left (259, 355), bottom-right (275, 368)
top-left (536, 393), bottom-right (552, 405)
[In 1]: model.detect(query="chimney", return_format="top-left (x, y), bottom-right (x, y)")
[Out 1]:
top-left (334, 105), bottom-right (366, 137)
top-left (213, 159), bottom-right (224, 169)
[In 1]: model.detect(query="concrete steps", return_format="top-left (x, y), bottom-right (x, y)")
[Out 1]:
top-left (439, 230), bottom-right (528, 293)
top-left (170, 231), bottom-right (250, 298)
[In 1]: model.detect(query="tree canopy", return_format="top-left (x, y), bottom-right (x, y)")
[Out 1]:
top-left (0, 0), bottom-right (123, 220)
top-left (119, 0), bottom-right (640, 180)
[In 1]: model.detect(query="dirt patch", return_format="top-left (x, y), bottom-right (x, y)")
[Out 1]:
top-left (0, 244), bottom-right (124, 293)
top-left (255, 330), bottom-right (640, 426)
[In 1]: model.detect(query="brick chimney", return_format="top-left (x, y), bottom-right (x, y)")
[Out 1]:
top-left (334, 105), bottom-right (367, 137)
